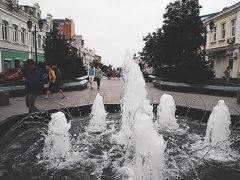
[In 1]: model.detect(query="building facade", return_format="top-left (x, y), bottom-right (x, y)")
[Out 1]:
top-left (203, 2), bottom-right (240, 78)
top-left (53, 18), bottom-right (75, 40)
top-left (80, 47), bottom-right (96, 67)
top-left (0, 0), bottom-right (52, 72)
top-left (94, 55), bottom-right (102, 63)
top-left (71, 34), bottom-right (101, 68)
top-left (53, 18), bottom-right (101, 69)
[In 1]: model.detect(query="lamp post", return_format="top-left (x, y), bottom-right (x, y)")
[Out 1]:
top-left (27, 18), bottom-right (43, 63)
top-left (203, 20), bottom-right (215, 61)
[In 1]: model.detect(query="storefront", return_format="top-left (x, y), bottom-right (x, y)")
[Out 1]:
top-left (0, 50), bottom-right (45, 72)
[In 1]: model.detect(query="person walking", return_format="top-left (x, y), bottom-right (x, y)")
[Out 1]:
top-left (112, 68), bottom-right (116, 78)
top-left (224, 66), bottom-right (231, 83)
top-left (95, 65), bottom-right (102, 89)
top-left (24, 59), bottom-right (41, 113)
top-left (107, 64), bottom-right (112, 79)
top-left (88, 62), bottom-right (95, 89)
top-left (45, 64), bottom-right (65, 99)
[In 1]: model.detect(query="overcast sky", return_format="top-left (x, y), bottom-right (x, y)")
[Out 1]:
top-left (20, 0), bottom-right (239, 66)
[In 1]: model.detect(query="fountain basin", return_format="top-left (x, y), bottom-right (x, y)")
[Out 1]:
top-left (0, 104), bottom-right (239, 180)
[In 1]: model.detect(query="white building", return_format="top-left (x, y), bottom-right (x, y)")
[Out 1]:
top-left (0, 0), bottom-right (52, 72)
top-left (80, 47), bottom-right (96, 67)
top-left (203, 2), bottom-right (240, 78)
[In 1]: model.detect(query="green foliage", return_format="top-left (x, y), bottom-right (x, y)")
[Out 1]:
top-left (140, 0), bottom-right (214, 82)
top-left (92, 60), bottom-right (108, 73)
top-left (44, 25), bottom-right (86, 79)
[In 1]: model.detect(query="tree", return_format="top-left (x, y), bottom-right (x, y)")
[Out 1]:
top-left (140, 0), bottom-right (214, 82)
top-left (92, 60), bottom-right (108, 73)
top-left (44, 24), bottom-right (85, 79)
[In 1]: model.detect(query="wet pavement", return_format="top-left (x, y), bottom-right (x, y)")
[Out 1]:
top-left (0, 78), bottom-right (239, 122)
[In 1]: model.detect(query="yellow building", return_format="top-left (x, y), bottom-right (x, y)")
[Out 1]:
top-left (203, 2), bottom-right (240, 78)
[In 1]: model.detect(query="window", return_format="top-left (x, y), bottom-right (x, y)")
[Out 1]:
top-left (229, 58), bottom-right (233, 69)
top-left (29, 10), bottom-right (33, 16)
top-left (221, 23), bottom-right (226, 39)
top-left (15, 59), bottom-right (21, 68)
top-left (13, 24), bottom-right (18, 42)
top-left (212, 26), bottom-right (217, 41)
top-left (32, 34), bottom-right (35, 47)
top-left (231, 19), bottom-right (236, 37)
top-left (2, 20), bottom-right (9, 40)
top-left (4, 60), bottom-right (11, 71)
top-left (37, 34), bottom-right (41, 48)
top-left (21, 28), bottom-right (26, 44)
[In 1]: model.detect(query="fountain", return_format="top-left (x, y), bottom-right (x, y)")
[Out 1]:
top-left (133, 108), bottom-right (166, 180)
top-left (41, 112), bottom-right (72, 167)
top-left (0, 54), bottom-right (240, 180)
top-left (187, 99), bottom-right (239, 164)
top-left (87, 93), bottom-right (107, 133)
top-left (113, 52), bottom-right (166, 180)
top-left (114, 52), bottom-right (149, 145)
top-left (157, 94), bottom-right (179, 130)
top-left (204, 100), bottom-right (231, 147)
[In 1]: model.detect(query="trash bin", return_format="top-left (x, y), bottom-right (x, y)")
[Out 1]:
top-left (237, 91), bottom-right (240, 104)
top-left (0, 90), bottom-right (9, 106)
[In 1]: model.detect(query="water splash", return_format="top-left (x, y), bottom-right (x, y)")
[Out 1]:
top-left (42, 112), bottom-right (71, 165)
top-left (115, 52), bottom-right (149, 145)
top-left (204, 100), bottom-right (231, 147)
top-left (115, 52), bottom-right (166, 180)
top-left (157, 94), bottom-right (179, 130)
top-left (87, 93), bottom-right (107, 133)
top-left (191, 100), bottom-right (237, 162)
top-left (133, 107), bottom-right (166, 180)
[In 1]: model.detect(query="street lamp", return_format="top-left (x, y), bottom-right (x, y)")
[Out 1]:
top-left (27, 18), bottom-right (43, 63)
top-left (203, 20), bottom-right (215, 61)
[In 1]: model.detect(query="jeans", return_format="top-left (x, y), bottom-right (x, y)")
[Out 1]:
top-left (26, 94), bottom-right (38, 113)
top-left (96, 78), bottom-right (101, 88)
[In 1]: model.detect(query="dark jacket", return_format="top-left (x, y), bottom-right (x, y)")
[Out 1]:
top-left (25, 68), bottom-right (41, 95)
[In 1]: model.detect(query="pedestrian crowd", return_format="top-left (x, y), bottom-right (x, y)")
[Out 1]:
top-left (22, 59), bottom-right (65, 113)
top-left (106, 65), bottom-right (122, 80)
top-left (22, 59), bottom-right (115, 113)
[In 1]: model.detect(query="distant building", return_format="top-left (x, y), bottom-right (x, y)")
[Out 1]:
top-left (53, 18), bottom-right (75, 39)
top-left (73, 34), bottom-right (84, 46)
top-left (0, 0), bottom-right (52, 72)
top-left (94, 55), bottom-right (102, 63)
top-left (203, 2), bottom-right (240, 78)
top-left (71, 34), bottom-right (100, 68)
top-left (53, 19), bottom-right (100, 69)
top-left (80, 46), bottom-right (95, 67)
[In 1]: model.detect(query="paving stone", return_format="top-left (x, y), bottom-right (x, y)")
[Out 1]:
top-left (0, 78), bottom-right (239, 122)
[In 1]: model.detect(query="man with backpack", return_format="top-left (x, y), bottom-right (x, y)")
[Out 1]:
top-left (45, 64), bottom-right (65, 99)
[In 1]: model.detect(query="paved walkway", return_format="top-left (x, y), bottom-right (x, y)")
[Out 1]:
top-left (0, 78), bottom-right (239, 122)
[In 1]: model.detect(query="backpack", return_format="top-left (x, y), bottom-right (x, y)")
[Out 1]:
top-left (52, 66), bottom-right (63, 86)
top-left (38, 67), bottom-right (45, 94)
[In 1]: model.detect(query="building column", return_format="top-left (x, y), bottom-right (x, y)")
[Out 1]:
top-left (232, 59), bottom-right (238, 78)
top-left (0, 50), bottom-right (2, 72)
top-left (234, 49), bottom-right (240, 78)
top-left (236, 9), bottom-right (240, 44)
top-left (28, 33), bottom-right (32, 59)
top-left (206, 26), bottom-right (211, 50)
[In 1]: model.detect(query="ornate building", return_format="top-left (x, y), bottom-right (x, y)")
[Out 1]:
top-left (0, 0), bottom-right (53, 72)
top-left (203, 2), bottom-right (240, 78)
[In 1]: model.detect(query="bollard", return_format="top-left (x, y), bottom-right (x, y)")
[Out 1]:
top-left (237, 91), bottom-right (240, 104)
top-left (0, 90), bottom-right (9, 106)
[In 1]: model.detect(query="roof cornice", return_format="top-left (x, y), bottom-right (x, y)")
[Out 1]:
top-left (203, 2), bottom-right (240, 23)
